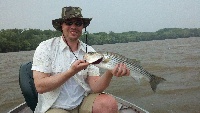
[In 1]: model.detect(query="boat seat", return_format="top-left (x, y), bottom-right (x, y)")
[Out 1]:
top-left (19, 61), bottom-right (38, 111)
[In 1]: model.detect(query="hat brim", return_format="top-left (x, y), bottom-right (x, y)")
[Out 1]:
top-left (52, 18), bottom-right (92, 31)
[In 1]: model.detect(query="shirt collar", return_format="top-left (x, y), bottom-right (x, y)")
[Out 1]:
top-left (60, 36), bottom-right (68, 51)
top-left (79, 40), bottom-right (87, 52)
top-left (60, 36), bottom-right (87, 53)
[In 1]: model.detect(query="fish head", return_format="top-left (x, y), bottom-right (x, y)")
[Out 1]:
top-left (84, 52), bottom-right (104, 64)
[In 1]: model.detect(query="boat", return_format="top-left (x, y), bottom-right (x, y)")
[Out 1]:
top-left (8, 62), bottom-right (149, 113)
top-left (8, 96), bottom-right (149, 113)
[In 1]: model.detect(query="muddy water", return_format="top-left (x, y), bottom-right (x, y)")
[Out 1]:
top-left (0, 37), bottom-right (200, 113)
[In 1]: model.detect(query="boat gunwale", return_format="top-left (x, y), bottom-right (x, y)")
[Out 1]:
top-left (8, 102), bottom-right (27, 113)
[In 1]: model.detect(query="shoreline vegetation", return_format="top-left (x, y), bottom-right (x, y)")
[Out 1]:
top-left (0, 28), bottom-right (200, 53)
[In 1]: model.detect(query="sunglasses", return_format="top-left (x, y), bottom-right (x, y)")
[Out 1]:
top-left (64, 20), bottom-right (83, 27)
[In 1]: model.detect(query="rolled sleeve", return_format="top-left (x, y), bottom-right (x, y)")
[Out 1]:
top-left (87, 65), bottom-right (100, 76)
top-left (32, 42), bottom-right (52, 73)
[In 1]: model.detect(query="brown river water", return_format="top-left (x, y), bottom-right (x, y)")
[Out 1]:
top-left (0, 37), bottom-right (200, 113)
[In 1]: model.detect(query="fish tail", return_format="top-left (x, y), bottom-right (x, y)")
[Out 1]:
top-left (149, 75), bottom-right (166, 92)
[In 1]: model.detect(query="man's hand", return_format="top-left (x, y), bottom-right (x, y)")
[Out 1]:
top-left (70, 60), bottom-right (89, 74)
top-left (109, 63), bottom-right (130, 77)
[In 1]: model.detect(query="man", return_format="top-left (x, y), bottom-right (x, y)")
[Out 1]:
top-left (32, 6), bottom-right (130, 113)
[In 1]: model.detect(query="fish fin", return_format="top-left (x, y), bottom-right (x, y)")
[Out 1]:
top-left (149, 75), bottom-right (166, 92)
top-left (133, 76), bottom-right (142, 84)
top-left (134, 59), bottom-right (141, 64)
top-left (130, 72), bottom-right (144, 84)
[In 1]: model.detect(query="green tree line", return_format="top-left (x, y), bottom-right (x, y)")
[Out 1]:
top-left (0, 28), bottom-right (200, 53)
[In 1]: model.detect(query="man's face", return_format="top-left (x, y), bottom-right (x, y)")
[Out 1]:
top-left (62, 19), bottom-right (84, 41)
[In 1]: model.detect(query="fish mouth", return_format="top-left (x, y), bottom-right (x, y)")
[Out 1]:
top-left (91, 57), bottom-right (103, 64)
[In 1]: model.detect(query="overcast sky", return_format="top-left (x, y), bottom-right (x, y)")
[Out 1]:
top-left (0, 0), bottom-right (200, 33)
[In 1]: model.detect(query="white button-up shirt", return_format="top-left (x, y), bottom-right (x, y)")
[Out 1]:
top-left (32, 36), bottom-right (100, 113)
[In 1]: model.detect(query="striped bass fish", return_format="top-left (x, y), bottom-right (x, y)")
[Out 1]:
top-left (84, 51), bottom-right (166, 92)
